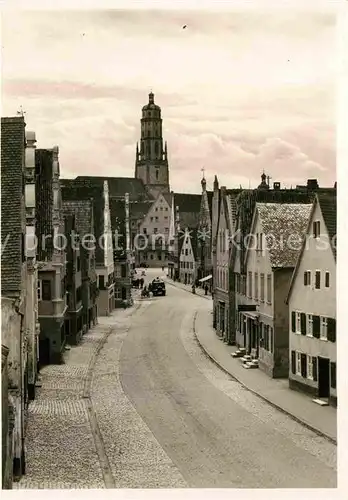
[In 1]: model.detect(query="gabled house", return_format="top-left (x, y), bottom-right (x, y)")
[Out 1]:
top-left (179, 228), bottom-right (198, 285)
top-left (61, 178), bottom-right (115, 316)
top-left (35, 146), bottom-right (68, 365)
top-left (212, 185), bottom-right (240, 340)
top-left (242, 202), bottom-right (312, 378)
top-left (136, 191), bottom-right (171, 267)
top-left (286, 192), bottom-right (337, 406)
top-left (229, 179), bottom-right (314, 346)
top-left (168, 192), bottom-right (201, 280)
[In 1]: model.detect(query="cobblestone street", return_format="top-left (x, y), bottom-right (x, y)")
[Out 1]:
top-left (15, 269), bottom-right (336, 489)
top-left (15, 300), bottom-right (186, 489)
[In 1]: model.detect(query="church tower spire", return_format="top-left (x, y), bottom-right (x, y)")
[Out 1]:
top-left (134, 92), bottom-right (170, 198)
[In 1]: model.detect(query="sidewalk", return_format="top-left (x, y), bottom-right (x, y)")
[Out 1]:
top-left (194, 306), bottom-right (337, 444)
top-left (165, 278), bottom-right (212, 300)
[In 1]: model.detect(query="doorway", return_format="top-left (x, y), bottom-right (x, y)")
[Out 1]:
top-left (318, 357), bottom-right (330, 398)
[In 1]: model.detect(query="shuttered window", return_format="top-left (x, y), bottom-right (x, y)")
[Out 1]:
top-left (291, 350), bottom-right (296, 374)
top-left (260, 274), bottom-right (265, 301)
top-left (300, 313), bottom-right (307, 335)
top-left (266, 274), bottom-right (272, 304)
top-left (313, 315), bottom-right (320, 338)
top-left (327, 318), bottom-right (336, 343)
top-left (291, 311), bottom-right (296, 332)
top-left (301, 353), bottom-right (307, 378)
top-left (325, 272), bottom-right (330, 288)
top-left (330, 362), bottom-right (336, 389)
top-left (315, 271), bottom-right (321, 289)
top-left (312, 357), bottom-right (318, 381)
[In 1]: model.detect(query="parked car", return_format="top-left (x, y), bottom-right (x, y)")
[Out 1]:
top-left (151, 280), bottom-right (166, 297)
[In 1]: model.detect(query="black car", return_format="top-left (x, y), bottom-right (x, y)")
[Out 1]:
top-left (150, 280), bottom-right (166, 297)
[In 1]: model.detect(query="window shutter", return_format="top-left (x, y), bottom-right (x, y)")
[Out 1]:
top-left (291, 350), bottom-right (296, 374)
top-left (301, 353), bottom-right (307, 378)
top-left (330, 362), bottom-right (336, 389)
top-left (312, 357), bottom-right (318, 382)
top-left (291, 311), bottom-right (296, 333)
top-left (304, 272), bottom-right (307, 286)
top-left (313, 315), bottom-right (320, 338)
top-left (327, 318), bottom-right (336, 343)
top-left (300, 313), bottom-right (307, 335)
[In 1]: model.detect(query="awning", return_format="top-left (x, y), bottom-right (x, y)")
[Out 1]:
top-left (199, 274), bottom-right (212, 282)
top-left (243, 311), bottom-right (259, 320)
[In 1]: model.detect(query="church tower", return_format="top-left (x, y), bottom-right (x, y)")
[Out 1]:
top-left (135, 92), bottom-right (170, 199)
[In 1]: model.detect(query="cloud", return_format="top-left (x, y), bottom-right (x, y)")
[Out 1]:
top-left (1, 8), bottom-right (336, 194)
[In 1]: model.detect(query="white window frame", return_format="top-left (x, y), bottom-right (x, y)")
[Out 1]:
top-left (296, 352), bottom-right (301, 375)
top-left (307, 314), bottom-right (313, 337)
top-left (320, 316), bottom-right (328, 340)
top-left (307, 355), bottom-right (313, 380)
top-left (296, 312), bottom-right (301, 334)
top-left (37, 279), bottom-right (42, 301)
top-left (115, 288), bottom-right (121, 299)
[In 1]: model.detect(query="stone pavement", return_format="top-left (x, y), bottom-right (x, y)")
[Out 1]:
top-left (165, 277), bottom-right (212, 300)
top-left (15, 300), bottom-right (186, 489)
top-left (194, 304), bottom-right (337, 444)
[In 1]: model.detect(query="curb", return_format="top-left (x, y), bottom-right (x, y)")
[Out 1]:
top-left (192, 311), bottom-right (337, 445)
top-left (165, 279), bottom-right (212, 301)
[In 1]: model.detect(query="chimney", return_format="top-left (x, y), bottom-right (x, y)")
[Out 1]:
top-left (307, 179), bottom-right (319, 191)
top-left (273, 182), bottom-right (280, 190)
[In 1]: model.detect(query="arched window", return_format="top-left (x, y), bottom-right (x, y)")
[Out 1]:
top-left (154, 141), bottom-right (159, 157)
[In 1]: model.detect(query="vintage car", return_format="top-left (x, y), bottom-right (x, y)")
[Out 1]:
top-left (150, 280), bottom-right (166, 297)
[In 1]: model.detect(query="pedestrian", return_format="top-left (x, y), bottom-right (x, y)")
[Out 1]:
top-left (204, 284), bottom-right (208, 295)
top-left (140, 277), bottom-right (144, 289)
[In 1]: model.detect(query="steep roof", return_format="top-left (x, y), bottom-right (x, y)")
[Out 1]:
top-left (317, 191), bottom-right (336, 256)
top-left (174, 193), bottom-right (202, 229)
top-left (251, 203), bottom-right (312, 268)
top-left (62, 199), bottom-right (94, 238)
top-left (1, 117), bottom-right (26, 295)
top-left (286, 192), bottom-right (336, 303)
top-left (74, 176), bottom-right (151, 201)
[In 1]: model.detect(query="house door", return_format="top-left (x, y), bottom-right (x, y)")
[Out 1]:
top-left (318, 357), bottom-right (330, 398)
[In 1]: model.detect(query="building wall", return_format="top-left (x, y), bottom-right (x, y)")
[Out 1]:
top-left (137, 193), bottom-right (171, 267)
top-left (1, 297), bottom-right (26, 479)
top-left (179, 232), bottom-right (196, 284)
top-left (215, 195), bottom-right (230, 338)
top-left (289, 201), bottom-right (336, 402)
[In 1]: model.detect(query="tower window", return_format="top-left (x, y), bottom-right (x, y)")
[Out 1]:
top-left (156, 169), bottom-right (159, 180)
top-left (155, 141), bottom-right (159, 157)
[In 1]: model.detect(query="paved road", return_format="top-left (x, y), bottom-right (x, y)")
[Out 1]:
top-left (120, 268), bottom-right (336, 488)
top-left (17, 268), bottom-right (336, 489)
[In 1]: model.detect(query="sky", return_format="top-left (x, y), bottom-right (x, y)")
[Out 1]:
top-left (1, 1), bottom-right (337, 193)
